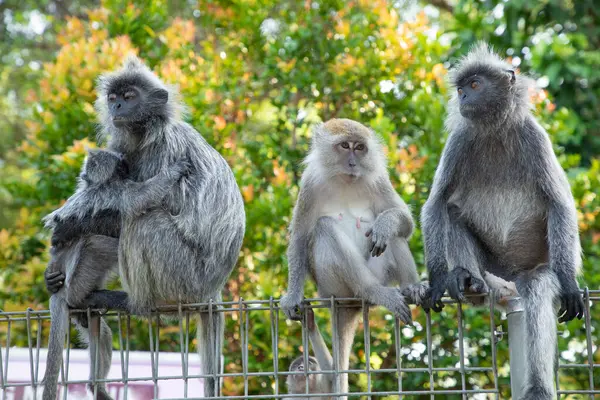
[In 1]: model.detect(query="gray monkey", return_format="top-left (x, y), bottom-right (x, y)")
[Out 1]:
top-left (281, 118), bottom-right (428, 399)
top-left (80, 55), bottom-right (246, 397)
top-left (42, 148), bottom-right (188, 400)
top-left (421, 43), bottom-right (584, 400)
top-left (287, 308), bottom-right (333, 400)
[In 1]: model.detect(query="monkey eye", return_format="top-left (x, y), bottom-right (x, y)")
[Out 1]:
top-left (355, 143), bottom-right (365, 151)
top-left (108, 93), bottom-right (117, 102)
top-left (457, 88), bottom-right (463, 95)
top-left (471, 81), bottom-right (480, 89)
top-left (340, 142), bottom-right (350, 149)
top-left (124, 91), bottom-right (136, 100)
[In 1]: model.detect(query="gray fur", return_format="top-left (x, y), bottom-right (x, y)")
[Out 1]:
top-left (42, 235), bottom-right (119, 400)
top-left (281, 119), bottom-right (425, 399)
top-left (93, 55), bottom-right (246, 397)
top-left (421, 42), bottom-right (583, 399)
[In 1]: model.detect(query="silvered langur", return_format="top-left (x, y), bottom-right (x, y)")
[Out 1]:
top-left (42, 148), bottom-right (187, 400)
top-left (281, 118), bottom-right (427, 398)
top-left (421, 43), bottom-right (584, 400)
top-left (79, 56), bottom-right (246, 397)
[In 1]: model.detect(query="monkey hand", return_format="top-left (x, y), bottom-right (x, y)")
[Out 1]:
top-left (365, 217), bottom-right (395, 257)
top-left (447, 267), bottom-right (488, 304)
top-left (280, 293), bottom-right (304, 321)
top-left (45, 270), bottom-right (65, 294)
top-left (558, 289), bottom-right (584, 323)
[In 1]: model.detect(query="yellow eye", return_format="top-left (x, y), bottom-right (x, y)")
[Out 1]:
top-left (341, 142), bottom-right (350, 149)
top-left (457, 88), bottom-right (463, 95)
top-left (471, 81), bottom-right (479, 89)
top-left (108, 93), bottom-right (117, 101)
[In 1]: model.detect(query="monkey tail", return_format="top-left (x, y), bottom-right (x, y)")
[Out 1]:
top-left (517, 267), bottom-right (560, 400)
top-left (42, 295), bottom-right (69, 400)
top-left (197, 298), bottom-right (224, 398)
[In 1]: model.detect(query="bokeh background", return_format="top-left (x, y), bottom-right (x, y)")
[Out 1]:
top-left (0, 0), bottom-right (598, 398)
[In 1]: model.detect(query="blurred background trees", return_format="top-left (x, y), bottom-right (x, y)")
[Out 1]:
top-left (0, 0), bottom-right (598, 398)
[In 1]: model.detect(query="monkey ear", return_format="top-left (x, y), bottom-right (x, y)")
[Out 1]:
top-left (149, 88), bottom-right (169, 104)
top-left (505, 69), bottom-right (516, 84)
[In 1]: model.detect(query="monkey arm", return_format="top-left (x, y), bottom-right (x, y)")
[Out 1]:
top-left (421, 133), bottom-right (469, 310)
top-left (51, 210), bottom-right (121, 247)
top-left (373, 178), bottom-right (414, 238)
top-left (281, 185), bottom-right (314, 320)
top-left (526, 119), bottom-right (584, 322)
top-left (121, 159), bottom-right (190, 216)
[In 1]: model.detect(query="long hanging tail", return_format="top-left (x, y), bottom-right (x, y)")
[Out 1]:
top-left (42, 295), bottom-right (69, 400)
top-left (333, 305), bottom-right (360, 400)
top-left (517, 268), bottom-right (560, 400)
top-left (197, 299), bottom-right (225, 398)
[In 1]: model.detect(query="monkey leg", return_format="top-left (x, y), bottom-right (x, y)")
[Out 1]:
top-left (515, 265), bottom-right (561, 400)
top-left (313, 216), bottom-right (412, 324)
top-left (82, 315), bottom-right (113, 400)
top-left (42, 295), bottom-right (69, 400)
top-left (445, 205), bottom-right (488, 302)
top-left (331, 305), bottom-right (360, 400)
top-left (197, 298), bottom-right (225, 398)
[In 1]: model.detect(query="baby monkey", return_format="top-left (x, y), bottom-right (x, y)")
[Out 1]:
top-left (287, 308), bottom-right (333, 400)
top-left (42, 148), bottom-right (189, 400)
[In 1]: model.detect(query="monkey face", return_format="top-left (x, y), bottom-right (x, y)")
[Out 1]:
top-left (105, 80), bottom-right (168, 129)
top-left (333, 138), bottom-right (370, 179)
top-left (455, 71), bottom-right (513, 121)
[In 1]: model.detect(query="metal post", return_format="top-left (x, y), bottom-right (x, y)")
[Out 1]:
top-left (506, 296), bottom-right (525, 399)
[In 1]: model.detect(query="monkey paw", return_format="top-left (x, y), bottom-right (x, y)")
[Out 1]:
top-left (365, 220), bottom-right (394, 257)
top-left (45, 270), bottom-right (65, 294)
top-left (558, 290), bottom-right (584, 323)
top-left (401, 282), bottom-right (429, 306)
top-left (280, 293), bottom-right (304, 321)
top-left (383, 289), bottom-right (413, 324)
top-left (447, 267), bottom-right (488, 303)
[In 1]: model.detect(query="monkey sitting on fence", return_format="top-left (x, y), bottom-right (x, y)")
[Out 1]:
top-left (280, 118), bottom-right (429, 399)
top-left (41, 148), bottom-right (189, 400)
top-left (421, 42), bottom-right (584, 400)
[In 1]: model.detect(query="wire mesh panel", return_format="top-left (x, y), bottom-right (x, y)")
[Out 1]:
top-left (0, 291), bottom-right (597, 399)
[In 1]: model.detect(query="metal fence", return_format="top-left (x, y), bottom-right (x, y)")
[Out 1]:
top-left (0, 290), bottom-right (598, 399)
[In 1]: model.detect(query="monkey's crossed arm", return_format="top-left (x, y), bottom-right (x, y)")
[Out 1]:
top-left (366, 177), bottom-right (414, 257)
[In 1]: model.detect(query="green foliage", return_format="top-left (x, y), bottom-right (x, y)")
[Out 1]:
top-left (0, 0), bottom-right (598, 397)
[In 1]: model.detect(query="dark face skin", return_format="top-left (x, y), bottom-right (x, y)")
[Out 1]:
top-left (335, 139), bottom-right (368, 177)
top-left (457, 70), bottom-right (515, 121)
top-left (107, 85), bottom-right (168, 128)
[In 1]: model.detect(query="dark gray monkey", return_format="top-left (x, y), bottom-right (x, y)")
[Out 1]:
top-left (42, 149), bottom-right (188, 400)
top-left (280, 119), bottom-right (428, 399)
top-left (287, 308), bottom-right (332, 400)
top-left (80, 55), bottom-right (246, 397)
top-left (421, 43), bottom-right (584, 400)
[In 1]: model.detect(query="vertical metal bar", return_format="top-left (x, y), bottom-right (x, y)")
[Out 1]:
top-left (425, 311), bottom-right (434, 400)
top-left (330, 296), bottom-right (340, 396)
top-left (269, 297), bottom-right (279, 398)
top-left (362, 300), bottom-right (371, 396)
top-left (489, 296), bottom-right (499, 399)
top-left (64, 311), bottom-right (71, 400)
top-left (241, 298), bottom-right (249, 398)
top-left (117, 312), bottom-right (128, 398)
top-left (457, 303), bottom-right (467, 400)
top-left (178, 303), bottom-right (189, 398)
top-left (583, 288), bottom-right (594, 399)
top-left (154, 312), bottom-right (161, 397)
top-left (0, 315), bottom-right (6, 400)
top-left (35, 314), bottom-right (42, 387)
top-left (302, 301), bottom-right (310, 396)
top-left (26, 309), bottom-right (36, 392)
top-left (506, 296), bottom-right (525, 400)
top-left (394, 317), bottom-right (403, 399)
top-left (124, 314), bottom-right (131, 400)
top-left (148, 316), bottom-right (157, 399)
